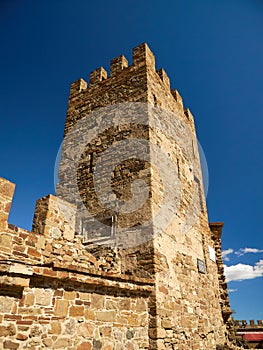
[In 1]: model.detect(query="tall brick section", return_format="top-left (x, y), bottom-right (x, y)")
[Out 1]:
top-left (0, 43), bottom-right (241, 349)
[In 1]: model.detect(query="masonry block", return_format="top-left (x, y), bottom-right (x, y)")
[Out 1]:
top-left (156, 68), bottom-right (170, 90)
top-left (171, 89), bottom-right (183, 108)
top-left (32, 194), bottom-right (76, 241)
top-left (90, 67), bottom-right (107, 85)
top-left (184, 108), bottom-right (194, 122)
top-left (110, 55), bottom-right (128, 76)
top-left (132, 42), bottom-right (155, 70)
top-left (70, 78), bottom-right (88, 96)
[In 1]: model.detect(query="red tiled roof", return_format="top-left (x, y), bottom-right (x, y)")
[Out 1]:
top-left (244, 333), bottom-right (263, 341)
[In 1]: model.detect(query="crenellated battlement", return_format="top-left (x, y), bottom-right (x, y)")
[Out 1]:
top-left (234, 320), bottom-right (263, 328)
top-left (68, 43), bottom-right (185, 111)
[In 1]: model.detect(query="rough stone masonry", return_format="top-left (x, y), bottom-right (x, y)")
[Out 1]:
top-left (0, 43), bottom-right (241, 349)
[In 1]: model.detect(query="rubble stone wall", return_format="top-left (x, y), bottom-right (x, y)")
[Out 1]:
top-left (0, 177), bottom-right (153, 349)
top-left (0, 280), bottom-right (150, 350)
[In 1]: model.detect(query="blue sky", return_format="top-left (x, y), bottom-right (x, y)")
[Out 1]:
top-left (0, 0), bottom-right (262, 320)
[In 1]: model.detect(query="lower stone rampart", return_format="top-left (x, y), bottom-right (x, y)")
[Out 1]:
top-left (0, 177), bottom-right (153, 349)
top-left (0, 266), bottom-right (151, 349)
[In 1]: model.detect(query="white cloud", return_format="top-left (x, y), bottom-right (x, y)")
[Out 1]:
top-left (235, 247), bottom-right (263, 257)
top-left (228, 288), bottom-right (238, 293)
top-left (222, 248), bottom-right (234, 261)
top-left (222, 247), bottom-right (263, 261)
top-left (224, 259), bottom-right (263, 282)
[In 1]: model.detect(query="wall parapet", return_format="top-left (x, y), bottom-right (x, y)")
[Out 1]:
top-left (68, 43), bottom-right (186, 111)
top-left (0, 176), bottom-right (154, 285)
top-left (32, 194), bottom-right (76, 242)
top-left (234, 320), bottom-right (263, 328)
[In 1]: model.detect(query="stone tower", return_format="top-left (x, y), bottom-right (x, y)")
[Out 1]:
top-left (0, 43), bottom-right (237, 350)
top-left (56, 43), bottom-right (235, 349)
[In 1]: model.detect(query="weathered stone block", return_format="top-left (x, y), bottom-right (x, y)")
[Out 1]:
top-left (99, 326), bottom-right (112, 337)
top-left (77, 342), bottom-right (92, 350)
top-left (78, 292), bottom-right (91, 301)
top-left (136, 299), bottom-right (147, 312)
top-left (118, 299), bottom-right (130, 310)
top-left (50, 321), bottom-right (61, 335)
top-left (84, 308), bottom-right (95, 321)
top-left (96, 311), bottom-right (116, 322)
top-left (93, 339), bottom-right (103, 350)
top-left (3, 340), bottom-right (19, 349)
top-left (23, 293), bottom-right (34, 306)
top-left (54, 299), bottom-right (69, 317)
top-left (91, 294), bottom-right (104, 308)
top-left (0, 324), bottom-right (16, 337)
top-left (64, 318), bottom-right (76, 335)
top-left (16, 333), bottom-right (28, 340)
top-left (0, 296), bottom-right (14, 313)
top-left (64, 290), bottom-right (76, 300)
top-left (0, 234), bottom-right (12, 248)
top-left (53, 337), bottom-right (71, 348)
top-left (69, 305), bottom-right (84, 317)
top-left (43, 338), bottom-right (53, 347)
top-left (35, 288), bottom-right (52, 306)
top-left (77, 322), bottom-right (94, 337)
top-left (9, 263), bottom-right (33, 276)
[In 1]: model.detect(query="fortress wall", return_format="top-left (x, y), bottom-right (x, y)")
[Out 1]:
top-left (0, 178), bottom-right (153, 350)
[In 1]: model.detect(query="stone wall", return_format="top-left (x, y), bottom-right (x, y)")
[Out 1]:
top-left (0, 280), bottom-right (150, 350)
top-left (0, 177), bottom-right (153, 349)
